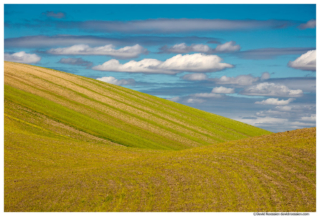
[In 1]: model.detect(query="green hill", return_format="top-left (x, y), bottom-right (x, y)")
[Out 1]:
top-left (4, 62), bottom-right (315, 212)
top-left (4, 61), bottom-right (271, 150)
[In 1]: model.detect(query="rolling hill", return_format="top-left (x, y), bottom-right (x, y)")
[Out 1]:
top-left (4, 61), bottom-right (271, 150)
top-left (4, 61), bottom-right (315, 212)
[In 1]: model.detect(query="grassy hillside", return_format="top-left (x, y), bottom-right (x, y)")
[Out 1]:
top-left (4, 62), bottom-right (315, 212)
top-left (4, 115), bottom-right (316, 212)
top-left (4, 61), bottom-right (271, 150)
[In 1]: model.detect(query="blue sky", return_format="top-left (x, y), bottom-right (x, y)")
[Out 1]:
top-left (4, 4), bottom-right (316, 132)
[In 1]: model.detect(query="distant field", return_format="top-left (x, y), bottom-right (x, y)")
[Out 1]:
top-left (4, 62), bottom-right (315, 212)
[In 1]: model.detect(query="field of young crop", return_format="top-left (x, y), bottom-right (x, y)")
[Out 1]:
top-left (4, 62), bottom-right (316, 212)
top-left (4, 61), bottom-right (271, 150)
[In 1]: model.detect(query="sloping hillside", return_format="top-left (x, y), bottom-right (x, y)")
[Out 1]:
top-left (4, 61), bottom-right (271, 150)
top-left (4, 113), bottom-right (315, 211)
top-left (4, 62), bottom-right (315, 212)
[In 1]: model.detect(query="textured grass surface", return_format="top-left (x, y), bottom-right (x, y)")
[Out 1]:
top-left (4, 62), bottom-right (315, 212)
top-left (4, 61), bottom-right (271, 150)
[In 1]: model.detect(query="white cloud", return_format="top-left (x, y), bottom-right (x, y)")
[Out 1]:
top-left (240, 103), bottom-right (315, 131)
top-left (255, 98), bottom-right (295, 106)
top-left (241, 117), bottom-right (315, 130)
top-left (186, 98), bottom-right (205, 103)
top-left (189, 87), bottom-right (230, 99)
top-left (96, 76), bottom-right (135, 85)
top-left (215, 41), bottom-right (241, 52)
top-left (183, 72), bottom-right (269, 84)
top-left (298, 19), bottom-right (316, 29)
top-left (92, 53), bottom-right (233, 74)
top-left (214, 74), bottom-right (259, 86)
top-left (301, 114), bottom-right (316, 122)
top-left (256, 109), bottom-right (288, 117)
top-left (242, 82), bottom-right (303, 97)
top-left (260, 72), bottom-right (270, 81)
top-left (211, 86), bottom-right (234, 94)
top-left (237, 117), bottom-right (288, 126)
top-left (4, 51), bottom-right (41, 64)
top-left (288, 50), bottom-right (316, 71)
top-left (48, 44), bottom-right (147, 58)
top-left (161, 41), bottom-right (240, 54)
top-left (94, 59), bottom-right (167, 73)
top-left (256, 104), bottom-right (315, 118)
top-left (275, 106), bottom-right (292, 111)
top-left (168, 97), bottom-right (180, 102)
top-left (168, 43), bottom-right (189, 53)
top-left (290, 121), bottom-right (316, 127)
top-left (164, 43), bottom-right (211, 53)
top-left (181, 73), bottom-right (208, 81)
top-left (192, 93), bottom-right (222, 98)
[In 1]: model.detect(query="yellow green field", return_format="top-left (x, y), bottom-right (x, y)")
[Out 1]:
top-left (4, 62), bottom-right (316, 212)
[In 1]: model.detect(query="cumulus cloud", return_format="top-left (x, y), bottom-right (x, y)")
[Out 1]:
top-left (183, 72), bottom-right (269, 84)
top-left (250, 103), bottom-right (315, 131)
top-left (211, 86), bottom-right (234, 94)
top-left (260, 72), bottom-right (270, 81)
top-left (243, 115), bottom-right (315, 130)
top-left (160, 41), bottom-right (240, 54)
top-left (58, 58), bottom-right (92, 68)
top-left (260, 104), bottom-right (314, 115)
top-left (301, 114), bottom-right (316, 121)
top-left (4, 51), bottom-right (41, 64)
top-left (42, 11), bottom-right (66, 19)
top-left (288, 50), bottom-right (316, 71)
top-left (275, 106), bottom-right (292, 111)
top-left (256, 109), bottom-right (287, 117)
top-left (215, 41), bottom-right (241, 52)
top-left (214, 75), bottom-right (258, 86)
top-left (181, 73), bottom-right (208, 81)
top-left (92, 53), bottom-right (233, 74)
top-left (48, 44), bottom-right (147, 59)
top-left (255, 98), bottom-right (295, 106)
top-left (238, 115), bottom-right (316, 131)
top-left (192, 93), bottom-right (222, 98)
top-left (186, 98), bottom-right (205, 103)
top-left (238, 117), bottom-right (288, 126)
top-left (188, 87), bottom-right (230, 99)
top-left (242, 82), bottom-right (303, 97)
top-left (160, 43), bottom-right (211, 54)
top-left (96, 76), bottom-right (135, 86)
top-left (168, 97), bottom-right (180, 102)
top-left (298, 19), bottom-right (316, 29)
top-left (213, 74), bottom-right (262, 86)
